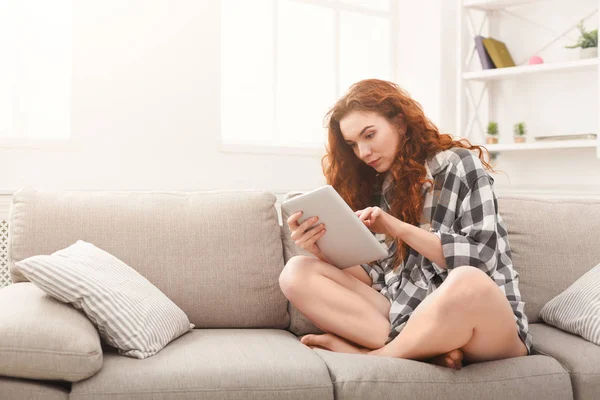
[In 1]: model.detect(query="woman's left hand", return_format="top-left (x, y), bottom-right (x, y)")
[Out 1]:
top-left (355, 206), bottom-right (399, 237)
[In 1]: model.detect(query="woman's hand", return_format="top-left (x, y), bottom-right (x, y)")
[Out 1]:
top-left (355, 206), bottom-right (399, 237)
top-left (286, 211), bottom-right (332, 264)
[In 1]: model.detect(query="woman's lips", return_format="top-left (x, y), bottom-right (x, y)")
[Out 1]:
top-left (368, 159), bottom-right (380, 167)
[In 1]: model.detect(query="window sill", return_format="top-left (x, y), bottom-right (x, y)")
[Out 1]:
top-left (219, 141), bottom-right (326, 157)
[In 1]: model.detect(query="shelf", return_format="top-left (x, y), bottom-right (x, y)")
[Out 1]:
top-left (482, 139), bottom-right (598, 151)
top-left (463, 0), bottom-right (553, 10)
top-left (463, 58), bottom-right (598, 81)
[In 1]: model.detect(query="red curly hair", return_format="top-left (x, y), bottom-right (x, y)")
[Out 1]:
top-left (321, 79), bottom-right (494, 271)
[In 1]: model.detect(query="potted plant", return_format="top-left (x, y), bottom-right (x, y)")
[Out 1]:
top-left (565, 20), bottom-right (598, 59)
top-left (513, 122), bottom-right (526, 143)
top-left (486, 122), bottom-right (499, 144)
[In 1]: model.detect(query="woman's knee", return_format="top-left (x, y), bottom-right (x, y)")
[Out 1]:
top-left (279, 255), bottom-right (321, 298)
top-left (441, 266), bottom-right (498, 306)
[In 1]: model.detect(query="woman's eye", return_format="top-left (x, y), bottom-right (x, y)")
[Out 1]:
top-left (366, 132), bottom-right (375, 139)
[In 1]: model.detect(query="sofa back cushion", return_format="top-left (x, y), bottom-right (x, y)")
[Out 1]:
top-left (498, 196), bottom-right (600, 323)
top-left (8, 187), bottom-right (289, 329)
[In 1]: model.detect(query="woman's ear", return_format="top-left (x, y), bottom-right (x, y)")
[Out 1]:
top-left (395, 115), bottom-right (407, 136)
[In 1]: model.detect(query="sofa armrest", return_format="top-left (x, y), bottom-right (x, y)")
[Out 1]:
top-left (0, 282), bottom-right (103, 382)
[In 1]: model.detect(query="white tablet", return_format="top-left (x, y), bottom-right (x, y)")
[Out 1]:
top-left (281, 185), bottom-right (388, 269)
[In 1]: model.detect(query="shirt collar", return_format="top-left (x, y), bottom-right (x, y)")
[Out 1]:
top-left (380, 150), bottom-right (449, 196)
top-left (425, 150), bottom-right (450, 177)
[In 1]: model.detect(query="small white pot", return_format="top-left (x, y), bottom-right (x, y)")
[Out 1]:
top-left (580, 47), bottom-right (598, 59)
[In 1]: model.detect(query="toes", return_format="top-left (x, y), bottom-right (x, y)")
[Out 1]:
top-left (300, 335), bottom-right (314, 346)
top-left (300, 334), bottom-right (329, 348)
top-left (450, 349), bottom-right (464, 363)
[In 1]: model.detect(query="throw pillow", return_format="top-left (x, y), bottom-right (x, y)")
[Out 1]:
top-left (15, 240), bottom-right (194, 359)
top-left (539, 262), bottom-right (600, 346)
top-left (0, 282), bottom-right (103, 381)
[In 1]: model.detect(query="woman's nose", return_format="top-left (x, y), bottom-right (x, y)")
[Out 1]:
top-left (358, 144), bottom-right (372, 159)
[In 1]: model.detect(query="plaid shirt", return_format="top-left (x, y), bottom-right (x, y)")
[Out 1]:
top-left (361, 148), bottom-right (533, 354)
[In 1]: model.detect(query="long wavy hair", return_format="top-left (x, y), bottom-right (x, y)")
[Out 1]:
top-left (322, 79), bottom-right (495, 272)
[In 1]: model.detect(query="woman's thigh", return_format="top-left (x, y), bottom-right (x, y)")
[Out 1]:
top-left (283, 256), bottom-right (391, 320)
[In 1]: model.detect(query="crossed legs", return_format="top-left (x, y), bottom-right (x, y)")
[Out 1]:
top-left (279, 256), bottom-right (527, 366)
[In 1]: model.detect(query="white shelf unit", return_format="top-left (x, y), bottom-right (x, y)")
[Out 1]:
top-left (463, 0), bottom-right (555, 10)
top-left (456, 0), bottom-right (600, 158)
top-left (485, 139), bottom-right (597, 151)
top-left (463, 57), bottom-right (598, 81)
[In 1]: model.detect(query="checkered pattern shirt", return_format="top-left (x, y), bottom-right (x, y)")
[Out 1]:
top-left (361, 148), bottom-right (533, 354)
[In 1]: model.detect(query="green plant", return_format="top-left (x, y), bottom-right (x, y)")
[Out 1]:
top-left (565, 21), bottom-right (598, 49)
top-left (513, 122), bottom-right (526, 136)
top-left (487, 122), bottom-right (498, 136)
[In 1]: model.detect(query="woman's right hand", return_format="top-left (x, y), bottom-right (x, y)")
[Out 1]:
top-left (287, 211), bottom-right (330, 263)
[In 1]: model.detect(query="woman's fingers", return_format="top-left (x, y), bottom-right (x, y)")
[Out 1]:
top-left (290, 216), bottom-right (320, 241)
top-left (358, 207), bottom-right (373, 223)
top-left (287, 211), bottom-right (302, 230)
top-left (296, 224), bottom-right (326, 250)
top-left (304, 225), bottom-right (326, 247)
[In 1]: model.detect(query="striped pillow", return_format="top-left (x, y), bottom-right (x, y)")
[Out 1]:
top-left (15, 240), bottom-right (194, 359)
top-left (540, 263), bottom-right (600, 346)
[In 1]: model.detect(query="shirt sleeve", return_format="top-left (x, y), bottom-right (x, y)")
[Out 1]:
top-left (430, 174), bottom-right (501, 276)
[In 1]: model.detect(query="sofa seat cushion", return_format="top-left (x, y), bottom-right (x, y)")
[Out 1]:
top-left (70, 329), bottom-right (333, 400)
top-left (0, 376), bottom-right (70, 400)
top-left (313, 349), bottom-right (571, 400)
top-left (530, 323), bottom-right (600, 400)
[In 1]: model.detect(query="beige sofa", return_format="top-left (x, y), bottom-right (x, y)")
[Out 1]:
top-left (0, 187), bottom-right (599, 400)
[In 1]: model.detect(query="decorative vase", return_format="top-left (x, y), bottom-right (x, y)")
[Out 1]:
top-left (514, 136), bottom-right (526, 143)
top-left (486, 136), bottom-right (499, 144)
top-left (580, 47), bottom-right (598, 59)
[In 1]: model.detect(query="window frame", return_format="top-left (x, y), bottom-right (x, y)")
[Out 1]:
top-left (220, 0), bottom-right (399, 156)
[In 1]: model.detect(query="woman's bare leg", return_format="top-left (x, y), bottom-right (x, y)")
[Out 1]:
top-left (279, 255), bottom-right (391, 349)
top-left (368, 266), bottom-right (528, 363)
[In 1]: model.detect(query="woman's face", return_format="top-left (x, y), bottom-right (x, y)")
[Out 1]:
top-left (339, 110), bottom-right (404, 173)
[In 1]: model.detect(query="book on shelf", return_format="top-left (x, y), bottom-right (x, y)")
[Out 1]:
top-left (482, 37), bottom-right (515, 68)
top-left (534, 133), bottom-right (597, 142)
top-left (474, 35), bottom-right (496, 69)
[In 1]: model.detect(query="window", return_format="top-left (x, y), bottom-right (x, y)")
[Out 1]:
top-left (221, 0), bottom-right (397, 153)
top-left (0, 0), bottom-right (72, 146)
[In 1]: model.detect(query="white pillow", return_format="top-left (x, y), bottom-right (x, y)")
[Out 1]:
top-left (15, 240), bottom-right (194, 359)
top-left (539, 262), bottom-right (600, 346)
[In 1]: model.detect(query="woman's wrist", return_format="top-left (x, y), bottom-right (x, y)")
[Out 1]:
top-left (391, 219), bottom-right (408, 239)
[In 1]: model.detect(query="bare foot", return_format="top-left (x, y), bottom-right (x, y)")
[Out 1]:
top-left (300, 333), bottom-right (370, 355)
top-left (428, 349), bottom-right (464, 370)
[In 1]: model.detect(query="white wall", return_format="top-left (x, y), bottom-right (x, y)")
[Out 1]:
top-left (1, 0), bottom-right (599, 197)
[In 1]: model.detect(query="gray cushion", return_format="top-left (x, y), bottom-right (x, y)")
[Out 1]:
top-left (8, 187), bottom-right (289, 329)
top-left (0, 376), bottom-right (69, 400)
top-left (539, 263), bottom-right (600, 346)
top-left (15, 240), bottom-right (194, 359)
top-left (313, 349), bottom-right (571, 400)
top-left (0, 282), bottom-right (102, 382)
top-left (530, 322), bottom-right (600, 400)
top-left (281, 192), bottom-right (325, 336)
top-left (498, 196), bottom-right (600, 323)
top-left (70, 329), bottom-right (333, 400)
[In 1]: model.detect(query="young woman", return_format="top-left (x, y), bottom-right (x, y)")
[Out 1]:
top-left (278, 79), bottom-right (532, 370)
